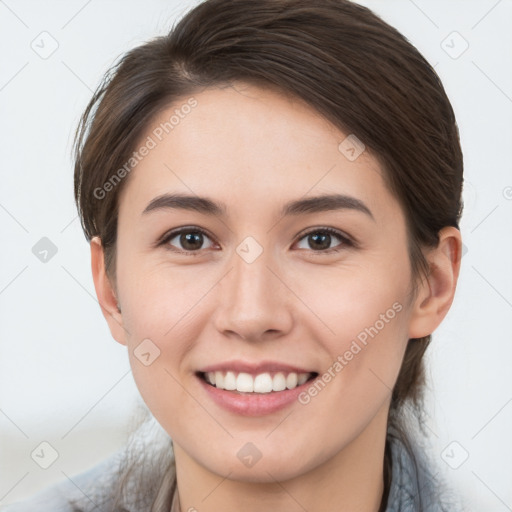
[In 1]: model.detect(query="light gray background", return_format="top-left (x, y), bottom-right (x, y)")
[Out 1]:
top-left (0, 0), bottom-right (511, 510)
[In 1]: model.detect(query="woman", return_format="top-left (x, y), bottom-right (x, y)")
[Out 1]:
top-left (2, 0), bottom-right (464, 510)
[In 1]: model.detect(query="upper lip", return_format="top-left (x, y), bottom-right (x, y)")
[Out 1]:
top-left (197, 360), bottom-right (316, 376)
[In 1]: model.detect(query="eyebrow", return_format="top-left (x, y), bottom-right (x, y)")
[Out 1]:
top-left (142, 192), bottom-right (374, 221)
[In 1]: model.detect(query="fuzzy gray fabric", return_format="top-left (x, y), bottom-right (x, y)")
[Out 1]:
top-left (384, 430), bottom-right (463, 511)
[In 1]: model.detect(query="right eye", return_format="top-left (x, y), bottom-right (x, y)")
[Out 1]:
top-left (159, 227), bottom-right (217, 255)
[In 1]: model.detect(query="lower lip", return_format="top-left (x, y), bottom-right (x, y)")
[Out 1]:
top-left (197, 374), bottom-right (315, 416)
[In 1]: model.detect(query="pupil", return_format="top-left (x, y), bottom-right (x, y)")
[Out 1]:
top-left (182, 232), bottom-right (202, 250)
top-left (310, 233), bottom-right (330, 250)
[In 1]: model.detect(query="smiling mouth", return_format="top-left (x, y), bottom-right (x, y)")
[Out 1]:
top-left (197, 370), bottom-right (318, 393)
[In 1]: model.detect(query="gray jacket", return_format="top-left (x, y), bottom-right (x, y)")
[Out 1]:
top-left (0, 429), bottom-right (463, 511)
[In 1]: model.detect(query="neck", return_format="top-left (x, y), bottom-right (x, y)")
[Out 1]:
top-left (173, 404), bottom-right (389, 512)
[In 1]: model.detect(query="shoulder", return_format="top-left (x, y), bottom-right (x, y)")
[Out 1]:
top-left (0, 452), bottom-right (124, 512)
top-left (385, 426), bottom-right (465, 512)
top-left (1, 415), bottom-right (177, 512)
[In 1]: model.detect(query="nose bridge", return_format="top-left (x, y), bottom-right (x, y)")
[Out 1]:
top-left (231, 243), bottom-right (272, 303)
top-left (213, 238), bottom-right (292, 340)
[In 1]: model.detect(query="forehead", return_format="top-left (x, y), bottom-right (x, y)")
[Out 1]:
top-left (118, 82), bottom-right (399, 223)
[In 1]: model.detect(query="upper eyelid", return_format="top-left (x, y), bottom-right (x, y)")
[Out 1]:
top-left (158, 226), bottom-right (216, 246)
top-left (295, 226), bottom-right (352, 242)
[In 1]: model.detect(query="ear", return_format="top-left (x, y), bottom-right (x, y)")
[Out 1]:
top-left (90, 236), bottom-right (127, 346)
top-left (408, 227), bottom-right (462, 339)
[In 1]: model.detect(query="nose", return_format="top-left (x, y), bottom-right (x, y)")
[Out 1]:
top-left (212, 242), bottom-right (294, 343)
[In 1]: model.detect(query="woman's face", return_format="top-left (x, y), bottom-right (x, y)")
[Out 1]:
top-left (103, 82), bottom-right (423, 481)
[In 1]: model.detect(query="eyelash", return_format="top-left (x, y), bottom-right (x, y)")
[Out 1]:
top-left (157, 226), bottom-right (355, 256)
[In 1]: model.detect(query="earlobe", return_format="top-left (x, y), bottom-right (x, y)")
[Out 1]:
top-left (90, 237), bottom-right (127, 346)
top-left (408, 227), bottom-right (462, 339)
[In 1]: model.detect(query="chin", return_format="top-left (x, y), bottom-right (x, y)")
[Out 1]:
top-left (198, 447), bottom-right (313, 484)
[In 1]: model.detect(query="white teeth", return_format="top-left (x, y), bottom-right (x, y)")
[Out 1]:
top-left (254, 373), bottom-right (273, 393)
top-left (215, 371), bottom-right (224, 388)
top-left (272, 372), bottom-right (287, 391)
top-left (203, 371), bottom-right (313, 393)
top-left (236, 372), bottom-right (254, 392)
top-left (286, 373), bottom-right (298, 389)
top-left (224, 371), bottom-right (237, 390)
top-left (297, 373), bottom-right (309, 386)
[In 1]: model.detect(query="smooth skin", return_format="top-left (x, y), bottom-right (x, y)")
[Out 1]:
top-left (91, 82), bottom-right (462, 512)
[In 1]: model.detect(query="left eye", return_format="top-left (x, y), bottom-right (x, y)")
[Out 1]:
top-left (295, 228), bottom-right (351, 252)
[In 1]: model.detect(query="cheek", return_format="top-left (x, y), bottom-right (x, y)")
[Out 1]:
top-left (115, 260), bottom-right (205, 415)
top-left (310, 298), bottom-right (408, 411)
top-left (117, 249), bottom-right (208, 338)
top-left (332, 301), bottom-right (409, 399)
top-left (295, 256), bottom-right (410, 347)
top-left (294, 258), bottom-right (411, 406)
top-left (125, 314), bottom-right (198, 432)
top-left (121, 279), bottom-right (201, 377)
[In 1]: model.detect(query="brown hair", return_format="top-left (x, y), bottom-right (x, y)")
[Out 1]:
top-left (73, 0), bottom-right (463, 509)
